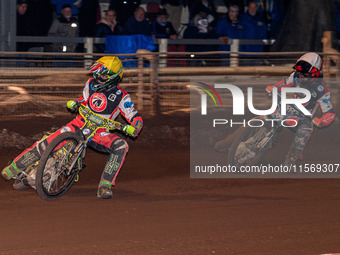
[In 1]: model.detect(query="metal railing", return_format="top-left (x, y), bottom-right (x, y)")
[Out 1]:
top-left (12, 36), bottom-right (275, 56)
top-left (0, 51), bottom-right (299, 119)
top-left (0, 50), bottom-right (339, 119)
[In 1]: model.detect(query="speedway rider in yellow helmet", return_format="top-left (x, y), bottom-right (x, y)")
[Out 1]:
top-left (1, 56), bottom-right (143, 199)
top-left (88, 56), bottom-right (124, 92)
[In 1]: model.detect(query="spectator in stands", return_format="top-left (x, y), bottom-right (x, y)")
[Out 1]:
top-left (152, 8), bottom-right (178, 39)
top-left (145, 1), bottom-right (161, 23)
top-left (161, 0), bottom-right (183, 33)
top-left (242, 1), bottom-right (267, 52)
top-left (151, 8), bottom-right (185, 67)
top-left (48, 3), bottom-right (80, 52)
top-left (183, 12), bottom-right (218, 66)
top-left (189, 0), bottom-right (218, 28)
top-left (255, 0), bottom-right (285, 38)
top-left (110, 0), bottom-right (141, 27)
top-left (16, 0), bottom-right (35, 51)
top-left (94, 9), bottom-right (122, 52)
top-left (17, 0), bottom-right (28, 17)
top-left (78, 0), bottom-right (100, 37)
top-left (216, 4), bottom-right (244, 51)
top-left (51, 0), bottom-right (82, 16)
top-left (123, 7), bottom-right (152, 36)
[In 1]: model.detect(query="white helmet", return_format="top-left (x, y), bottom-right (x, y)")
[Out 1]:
top-left (293, 52), bottom-right (322, 78)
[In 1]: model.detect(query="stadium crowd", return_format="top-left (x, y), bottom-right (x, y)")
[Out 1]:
top-left (16, 0), bottom-right (298, 55)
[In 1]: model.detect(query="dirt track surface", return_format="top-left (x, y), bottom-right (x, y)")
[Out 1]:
top-left (0, 114), bottom-right (340, 255)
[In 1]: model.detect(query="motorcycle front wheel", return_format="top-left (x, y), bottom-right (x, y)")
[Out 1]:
top-left (227, 125), bottom-right (274, 168)
top-left (35, 132), bottom-right (83, 200)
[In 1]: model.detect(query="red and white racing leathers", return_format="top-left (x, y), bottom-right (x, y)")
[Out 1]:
top-left (9, 77), bottom-right (143, 186)
top-left (268, 72), bottom-right (335, 165)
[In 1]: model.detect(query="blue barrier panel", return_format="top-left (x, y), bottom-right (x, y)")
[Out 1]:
top-left (105, 35), bottom-right (156, 67)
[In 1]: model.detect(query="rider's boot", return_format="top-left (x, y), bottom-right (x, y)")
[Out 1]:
top-left (283, 153), bottom-right (299, 167)
top-left (214, 127), bottom-right (243, 152)
top-left (214, 135), bottom-right (233, 152)
top-left (97, 181), bottom-right (113, 199)
top-left (1, 162), bottom-right (20, 181)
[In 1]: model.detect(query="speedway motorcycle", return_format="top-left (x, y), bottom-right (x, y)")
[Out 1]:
top-left (226, 91), bottom-right (316, 167)
top-left (13, 101), bottom-right (136, 200)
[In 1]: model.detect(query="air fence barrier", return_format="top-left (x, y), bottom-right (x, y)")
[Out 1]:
top-left (0, 51), bottom-right (339, 120)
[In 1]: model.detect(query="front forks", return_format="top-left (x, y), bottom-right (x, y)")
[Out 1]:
top-left (65, 142), bottom-right (86, 176)
top-left (257, 128), bottom-right (277, 150)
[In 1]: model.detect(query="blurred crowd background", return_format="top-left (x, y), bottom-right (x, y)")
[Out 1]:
top-left (14, 0), bottom-right (338, 55)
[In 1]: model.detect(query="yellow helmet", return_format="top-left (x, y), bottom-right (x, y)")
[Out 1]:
top-left (88, 56), bottom-right (123, 90)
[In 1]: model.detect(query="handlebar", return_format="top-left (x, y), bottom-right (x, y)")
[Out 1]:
top-left (67, 100), bottom-right (137, 136)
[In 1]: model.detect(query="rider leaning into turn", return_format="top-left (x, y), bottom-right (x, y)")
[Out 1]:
top-left (216, 52), bottom-right (336, 166)
top-left (1, 56), bottom-right (143, 199)
top-left (267, 52), bottom-right (335, 165)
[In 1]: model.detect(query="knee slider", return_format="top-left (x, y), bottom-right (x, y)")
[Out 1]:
top-left (110, 138), bottom-right (129, 153)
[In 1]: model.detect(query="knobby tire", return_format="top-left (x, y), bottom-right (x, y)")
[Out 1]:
top-left (35, 132), bottom-right (82, 200)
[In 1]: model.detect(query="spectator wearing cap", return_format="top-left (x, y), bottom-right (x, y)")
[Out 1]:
top-left (51, 0), bottom-right (82, 16)
top-left (151, 8), bottom-right (186, 67)
top-left (16, 0), bottom-right (35, 51)
top-left (151, 8), bottom-right (177, 39)
top-left (48, 3), bottom-right (79, 52)
top-left (123, 7), bottom-right (152, 36)
top-left (94, 9), bottom-right (122, 52)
